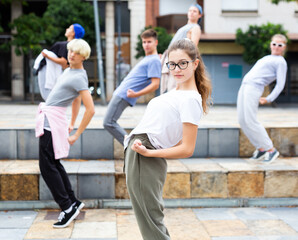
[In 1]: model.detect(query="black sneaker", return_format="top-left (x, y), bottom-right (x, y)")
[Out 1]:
top-left (250, 149), bottom-right (266, 161)
top-left (53, 207), bottom-right (79, 228)
top-left (72, 200), bottom-right (85, 211)
top-left (263, 149), bottom-right (279, 164)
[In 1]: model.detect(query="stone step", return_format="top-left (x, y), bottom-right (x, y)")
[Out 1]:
top-left (1, 158), bottom-right (298, 209)
top-left (0, 126), bottom-right (298, 160)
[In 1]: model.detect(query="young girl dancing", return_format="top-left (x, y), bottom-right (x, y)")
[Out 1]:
top-left (124, 38), bottom-right (212, 240)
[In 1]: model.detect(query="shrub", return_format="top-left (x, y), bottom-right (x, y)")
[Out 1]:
top-left (135, 26), bottom-right (172, 59)
top-left (236, 23), bottom-right (288, 64)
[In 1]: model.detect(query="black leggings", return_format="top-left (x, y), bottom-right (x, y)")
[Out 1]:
top-left (39, 130), bottom-right (77, 210)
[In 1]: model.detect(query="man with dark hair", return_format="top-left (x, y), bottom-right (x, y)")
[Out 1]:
top-left (103, 29), bottom-right (161, 145)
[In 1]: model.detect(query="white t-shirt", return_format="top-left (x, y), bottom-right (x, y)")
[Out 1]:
top-left (243, 55), bottom-right (287, 103)
top-left (124, 89), bottom-right (203, 149)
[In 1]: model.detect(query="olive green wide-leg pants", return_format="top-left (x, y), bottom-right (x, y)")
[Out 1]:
top-left (125, 134), bottom-right (170, 240)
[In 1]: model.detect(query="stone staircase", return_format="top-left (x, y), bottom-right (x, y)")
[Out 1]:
top-left (1, 127), bottom-right (298, 160)
top-left (1, 156), bottom-right (298, 210)
top-left (0, 104), bottom-right (298, 210)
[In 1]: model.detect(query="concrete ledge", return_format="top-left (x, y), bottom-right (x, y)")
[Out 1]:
top-left (0, 160), bottom-right (116, 201)
top-left (1, 198), bottom-right (298, 210)
top-left (1, 158), bottom-right (298, 204)
top-left (0, 127), bottom-right (297, 160)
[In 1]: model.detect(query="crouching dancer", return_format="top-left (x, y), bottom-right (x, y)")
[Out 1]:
top-left (35, 39), bottom-right (95, 228)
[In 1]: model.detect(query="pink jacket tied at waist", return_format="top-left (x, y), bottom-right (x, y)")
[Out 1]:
top-left (35, 102), bottom-right (69, 159)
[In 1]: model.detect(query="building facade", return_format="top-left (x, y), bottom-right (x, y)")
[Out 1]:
top-left (203, 0), bottom-right (298, 104)
top-left (1, 0), bottom-right (298, 104)
top-left (155, 0), bottom-right (298, 104)
top-left (0, 0), bottom-right (146, 101)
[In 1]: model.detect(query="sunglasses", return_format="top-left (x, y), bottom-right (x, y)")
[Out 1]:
top-left (271, 42), bottom-right (285, 48)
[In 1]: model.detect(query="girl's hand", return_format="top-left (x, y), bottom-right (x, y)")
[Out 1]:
top-left (68, 124), bottom-right (74, 133)
top-left (131, 139), bottom-right (148, 155)
top-left (68, 134), bottom-right (78, 145)
top-left (259, 97), bottom-right (268, 105)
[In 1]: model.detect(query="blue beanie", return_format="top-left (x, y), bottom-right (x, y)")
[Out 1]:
top-left (191, 4), bottom-right (203, 24)
top-left (73, 23), bottom-right (85, 39)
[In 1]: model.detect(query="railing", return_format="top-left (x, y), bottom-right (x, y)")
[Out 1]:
top-left (84, 56), bottom-right (102, 99)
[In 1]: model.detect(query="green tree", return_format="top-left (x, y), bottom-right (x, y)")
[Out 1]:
top-left (135, 26), bottom-right (172, 59)
top-left (0, 16), bottom-right (3, 33)
top-left (271, 0), bottom-right (297, 4)
top-left (8, 13), bottom-right (48, 55)
top-left (43, 0), bottom-right (95, 46)
top-left (0, 0), bottom-right (25, 3)
top-left (0, 0), bottom-right (26, 33)
top-left (236, 23), bottom-right (288, 64)
top-left (3, 0), bottom-right (95, 56)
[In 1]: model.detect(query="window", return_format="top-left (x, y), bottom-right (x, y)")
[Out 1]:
top-left (222, 0), bottom-right (258, 12)
top-left (159, 0), bottom-right (195, 15)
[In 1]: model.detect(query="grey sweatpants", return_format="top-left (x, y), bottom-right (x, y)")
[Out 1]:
top-left (237, 83), bottom-right (273, 150)
top-left (125, 134), bottom-right (170, 240)
top-left (103, 95), bottom-right (130, 145)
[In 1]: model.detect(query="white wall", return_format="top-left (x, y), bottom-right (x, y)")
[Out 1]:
top-left (159, 0), bottom-right (197, 15)
top-left (128, 0), bottom-right (146, 66)
top-left (222, 0), bottom-right (258, 11)
top-left (105, 2), bottom-right (115, 100)
top-left (204, 0), bottom-right (298, 34)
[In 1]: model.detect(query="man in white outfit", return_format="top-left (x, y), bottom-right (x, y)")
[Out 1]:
top-left (237, 34), bottom-right (287, 164)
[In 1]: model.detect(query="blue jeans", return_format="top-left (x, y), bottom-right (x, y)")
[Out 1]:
top-left (103, 95), bottom-right (130, 145)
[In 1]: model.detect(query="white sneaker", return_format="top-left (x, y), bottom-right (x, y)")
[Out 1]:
top-left (263, 149), bottom-right (279, 164)
top-left (250, 149), bottom-right (266, 161)
top-left (53, 207), bottom-right (79, 228)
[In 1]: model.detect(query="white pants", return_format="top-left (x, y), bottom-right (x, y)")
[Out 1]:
top-left (237, 84), bottom-right (273, 151)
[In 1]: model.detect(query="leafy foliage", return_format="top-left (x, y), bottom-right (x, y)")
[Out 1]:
top-left (3, 0), bottom-right (95, 56)
top-left (0, 15), bottom-right (3, 33)
top-left (0, 0), bottom-right (26, 4)
top-left (135, 26), bottom-right (172, 59)
top-left (271, 0), bottom-right (297, 4)
top-left (9, 13), bottom-right (48, 55)
top-left (43, 0), bottom-right (95, 46)
top-left (236, 23), bottom-right (288, 64)
top-left (0, 0), bottom-right (27, 33)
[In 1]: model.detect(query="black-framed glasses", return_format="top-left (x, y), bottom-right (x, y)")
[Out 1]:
top-left (271, 42), bottom-right (285, 48)
top-left (166, 60), bottom-right (195, 71)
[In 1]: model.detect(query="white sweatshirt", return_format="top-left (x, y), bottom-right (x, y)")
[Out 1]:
top-left (243, 55), bottom-right (287, 103)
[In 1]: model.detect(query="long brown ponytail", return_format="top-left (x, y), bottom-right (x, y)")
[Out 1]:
top-left (168, 39), bottom-right (212, 113)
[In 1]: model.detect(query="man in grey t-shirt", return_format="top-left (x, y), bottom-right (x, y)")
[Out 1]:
top-left (37, 39), bottom-right (95, 228)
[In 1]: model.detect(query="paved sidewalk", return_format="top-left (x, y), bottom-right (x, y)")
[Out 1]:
top-left (1, 207), bottom-right (298, 240)
top-left (0, 103), bottom-right (298, 129)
